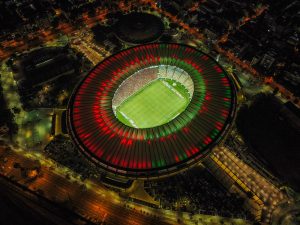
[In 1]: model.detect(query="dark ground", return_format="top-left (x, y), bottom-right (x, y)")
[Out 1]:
top-left (0, 176), bottom-right (92, 225)
top-left (236, 94), bottom-right (300, 191)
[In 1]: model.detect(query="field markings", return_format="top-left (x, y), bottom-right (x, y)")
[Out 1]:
top-left (116, 79), bottom-right (189, 128)
top-left (161, 79), bottom-right (185, 99)
top-left (119, 111), bottom-right (138, 128)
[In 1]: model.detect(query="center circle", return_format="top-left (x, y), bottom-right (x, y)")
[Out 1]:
top-left (112, 65), bottom-right (194, 128)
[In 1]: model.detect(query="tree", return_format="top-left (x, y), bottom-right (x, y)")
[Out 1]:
top-left (51, 16), bottom-right (60, 28)
top-left (272, 87), bottom-right (279, 95)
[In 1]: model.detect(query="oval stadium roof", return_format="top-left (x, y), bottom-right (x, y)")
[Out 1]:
top-left (67, 43), bottom-right (237, 179)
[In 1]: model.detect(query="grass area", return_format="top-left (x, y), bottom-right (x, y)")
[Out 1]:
top-left (0, 62), bottom-right (52, 148)
top-left (116, 78), bottom-right (190, 128)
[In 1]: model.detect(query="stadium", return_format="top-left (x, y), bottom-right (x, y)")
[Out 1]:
top-left (114, 12), bottom-right (165, 44)
top-left (67, 43), bottom-right (237, 179)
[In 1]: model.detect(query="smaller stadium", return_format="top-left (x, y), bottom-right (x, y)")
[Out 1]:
top-left (114, 12), bottom-right (165, 44)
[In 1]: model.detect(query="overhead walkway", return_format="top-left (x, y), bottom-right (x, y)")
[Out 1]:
top-left (204, 146), bottom-right (289, 224)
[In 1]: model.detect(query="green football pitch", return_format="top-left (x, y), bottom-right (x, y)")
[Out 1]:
top-left (116, 78), bottom-right (190, 128)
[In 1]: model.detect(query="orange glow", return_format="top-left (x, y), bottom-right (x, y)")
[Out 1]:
top-left (27, 169), bottom-right (38, 178)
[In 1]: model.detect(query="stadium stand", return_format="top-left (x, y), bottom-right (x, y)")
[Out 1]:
top-left (112, 66), bottom-right (158, 108)
top-left (158, 65), bottom-right (194, 97)
top-left (112, 65), bottom-right (194, 110)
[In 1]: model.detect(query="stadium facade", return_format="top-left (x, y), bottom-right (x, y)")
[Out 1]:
top-left (67, 43), bottom-right (237, 179)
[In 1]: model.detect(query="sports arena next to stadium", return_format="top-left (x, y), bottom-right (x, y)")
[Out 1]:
top-left (67, 43), bottom-right (237, 179)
